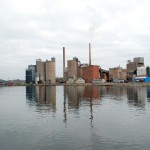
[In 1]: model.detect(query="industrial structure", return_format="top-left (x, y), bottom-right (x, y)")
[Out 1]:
top-left (137, 66), bottom-right (146, 77)
top-left (79, 65), bottom-right (100, 83)
top-left (109, 67), bottom-right (126, 82)
top-left (65, 43), bottom-right (100, 83)
top-left (25, 44), bottom-right (150, 84)
top-left (36, 59), bottom-right (45, 83)
top-left (26, 57), bottom-right (56, 84)
top-left (146, 66), bottom-right (150, 77)
top-left (45, 58), bottom-right (56, 84)
top-left (67, 57), bottom-right (80, 79)
top-left (126, 57), bottom-right (144, 80)
top-left (26, 65), bottom-right (36, 83)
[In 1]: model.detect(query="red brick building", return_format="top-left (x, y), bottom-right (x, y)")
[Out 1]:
top-left (79, 65), bottom-right (100, 83)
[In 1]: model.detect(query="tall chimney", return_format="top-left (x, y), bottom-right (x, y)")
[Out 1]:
top-left (63, 47), bottom-right (65, 79)
top-left (89, 43), bottom-right (91, 66)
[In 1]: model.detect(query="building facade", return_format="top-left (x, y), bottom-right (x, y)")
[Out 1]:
top-left (26, 65), bottom-right (36, 83)
top-left (126, 57), bottom-right (144, 80)
top-left (109, 67), bottom-right (126, 81)
top-left (137, 66), bottom-right (146, 77)
top-left (79, 65), bottom-right (100, 83)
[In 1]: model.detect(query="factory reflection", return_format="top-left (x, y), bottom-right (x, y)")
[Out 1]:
top-left (64, 86), bottom-right (101, 109)
top-left (26, 86), bottom-right (150, 125)
top-left (63, 85), bottom-right (101, 127)
top-left (127, 87), bottom-right (147, 108)
top-left (26, 86), bottom-right (56, 112)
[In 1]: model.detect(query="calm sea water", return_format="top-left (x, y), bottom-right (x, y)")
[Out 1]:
top-left (1, 85), bottom-right (150, 150)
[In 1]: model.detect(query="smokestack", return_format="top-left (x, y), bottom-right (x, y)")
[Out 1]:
top-left (89, 43), bottom-right (91, 66)
top-left (63, 47), bottom-right (65, 79)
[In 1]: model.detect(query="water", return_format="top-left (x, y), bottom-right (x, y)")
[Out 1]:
top-left (1, 85), bottom-right (150, 150)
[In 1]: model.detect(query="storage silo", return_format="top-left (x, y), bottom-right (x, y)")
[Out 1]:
top-left (67, 57), bottom-right (79, 79)
top-left (36, 59), bottom-right (45, 83)
top-left (45, 58), bottom-right (56, 84)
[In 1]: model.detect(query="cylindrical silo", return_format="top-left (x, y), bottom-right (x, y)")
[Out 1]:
top-left (36, 59), bottom-right (45, 83)
top-left (45, 58), bottom-right (56, 84)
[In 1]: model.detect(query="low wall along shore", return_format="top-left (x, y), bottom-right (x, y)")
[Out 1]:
top-left (30, 82), bottom-right (150, 87)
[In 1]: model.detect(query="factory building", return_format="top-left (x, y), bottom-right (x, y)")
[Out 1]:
top-left (45, 58), bottom-right (56, 84)
top-left (67, 57), bottom-right (80, 79)
top-left (26, 58), bottom-right (56, 84)
top-left (79, 65), bottom-right (100, 83)
top-left (25, 65), bottom-right (36, 83)
top-left (65, 43), bottom-right (100, 83)
top-left (78, 43), bottom-right (100, 83)
top-left (126, 57), bottom-right (144, 80)
top-left (109, 67), bottom-right (126, 82)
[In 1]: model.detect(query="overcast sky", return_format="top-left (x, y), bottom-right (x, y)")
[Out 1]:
top-left (0, 0), bottom-right (150, 80)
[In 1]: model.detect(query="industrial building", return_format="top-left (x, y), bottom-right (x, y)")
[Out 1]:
top-left (99, 68), bottom-right (109, 82)
top-left (79, 43), bottom-right (100, 83)
top-left (109, 67), bottom-right (126, 82)
top-left (146, 66), bottom-right (150, 77)
top-left (36, 59), bottom-right (46, 83)
top-left (25, 65), bottom-right (36, 83)
top-left (26, 58), bottom-right (56, 84)
top-left (79, 65), bottom-right (100, 83)
top-left (36, 58), bottom-right (56, 84)
top-left (67, 57), bottom-right (80, 79)
top-left (65, 43), bottom-right (100, 83)
top-left (45, 58), bottom-right (56, 84)
top-left (126, 57), bottom-right (144, 80)
top-left (137, 66), bottom-right (146, 77)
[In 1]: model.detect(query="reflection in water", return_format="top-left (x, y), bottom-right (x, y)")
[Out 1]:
top-left (63, 86), bottom-right (67, 124)
top-left (127, 87), bottom-right (146, 108)
top-left (3, 86), bottom-right (150, 150)
top-left (26, 85), bottom-right (149, 124)
top-left (64, 86), bottom-right (101, 127)
top-left (147, 88), bottom-right (150, 101)
top-left (65, 86), bottom-right (100, 109)
top-left (26, 86), bottom-right (56, 113)
top-left (26, 86), bottom-right (36, 102)
top-left (102, 86), bottom-right (126, 101)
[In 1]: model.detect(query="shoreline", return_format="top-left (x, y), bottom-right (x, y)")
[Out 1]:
top-left (29, 82), bottom-right (150, 87)
top-left (1, 82), bottom-right (150, 87)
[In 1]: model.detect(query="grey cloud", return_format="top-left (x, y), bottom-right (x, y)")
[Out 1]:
top-left (0, 0), bottom-right (150, 79)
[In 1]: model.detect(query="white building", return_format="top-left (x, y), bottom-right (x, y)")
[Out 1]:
top-left (137, 66), bottom-right (146, 77)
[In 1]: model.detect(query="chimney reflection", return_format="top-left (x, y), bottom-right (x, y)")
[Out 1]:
top-left (64, 85), bottom-right (100, 127)
top-left (63, 86), bottom-right (67, 124)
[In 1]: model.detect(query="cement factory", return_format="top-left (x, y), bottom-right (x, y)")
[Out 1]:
top-left (25, 43), bottom-right (150, 84)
